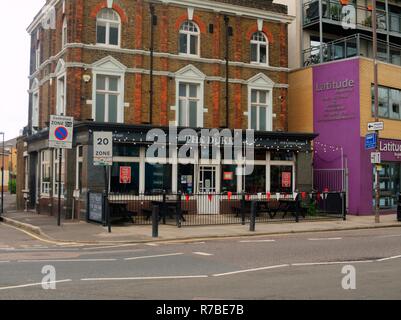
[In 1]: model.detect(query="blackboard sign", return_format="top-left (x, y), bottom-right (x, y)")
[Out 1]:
top-left (88, 192), bottom-right (104, 223)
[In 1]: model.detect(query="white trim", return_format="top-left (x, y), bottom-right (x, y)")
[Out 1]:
top-left (247, 73), bottom-right (274, 131)
top-left (31, 79), bottom-right (40, 129)
top-left (55, 59), bottom-right (67, 116)
top-left (179, 20), bottom-right (200, 57)
top-left (62, 17), bottom-right (68, 49)
top-left (96, 8), bottom-right (121, 47)
top-left (92, 56), bottom-right (126, 123)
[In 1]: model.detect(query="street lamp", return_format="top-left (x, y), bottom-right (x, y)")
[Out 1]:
top-left (0, 132), bottom-right (4, 216)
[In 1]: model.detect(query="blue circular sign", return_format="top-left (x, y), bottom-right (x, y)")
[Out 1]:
top-left (55, 126), bottom-right (68, 141)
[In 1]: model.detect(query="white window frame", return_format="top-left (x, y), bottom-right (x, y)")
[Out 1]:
top-left (94, 74), bottom-right (122, 123)
top-left (250, 32), bottom-right (269, 65)
top-left (75, 145), bottom-right (83, 191)
top-left (249, 89), bottom-right (270, 131)
top-left (92, 57), bottom-right (126, 123)
top-left (56, 75), bottom-right (66, 116)
top-left (35, 46), bottom-right (41, 70)
top-left (96, 8), bottom-right (121, 47)
top-left (247, 74), bottom-right (274, 132)
top-left (31, 79), bottom-right (40, 129)
top-left (62, 17), bottom-right (68, 48)
top-left (40, 150), bottom-right (51, 196)
top-left (179, 21), bottom-right (200, 57)
top-left (24, 156), bottom-right (29, 191)
top-left (177, 82), bottom-right (201, 128)
top-left (175, 65), bottom-right (205, 128)
top-left (53, 149), bottom-right (65, 197)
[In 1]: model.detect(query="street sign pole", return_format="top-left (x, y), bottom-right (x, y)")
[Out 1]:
top-left (57, 149), bottom-right (62, 227)
top-left (373, 0), bottom-right (380, 224)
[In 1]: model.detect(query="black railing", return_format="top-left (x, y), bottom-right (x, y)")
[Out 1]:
top-left (102, 191), bottom-right (347, 227)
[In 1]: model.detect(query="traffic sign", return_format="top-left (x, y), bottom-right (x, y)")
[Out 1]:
top-left (368, 122), bottom-right (384, 131)
top-left (49, 115), bottom-right (73, 149)
top-left (371, 152), bottom-right (381, 164)
top-left (93, 132), bottom-right (113, 166)
top-left (365, 133), bottom-right (377, 150)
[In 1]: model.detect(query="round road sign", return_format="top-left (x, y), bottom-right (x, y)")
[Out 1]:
top-left (55, 126), bottom-right (68, 141)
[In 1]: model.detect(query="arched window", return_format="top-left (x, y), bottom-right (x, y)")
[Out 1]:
top-left (250, 32), bottom-right (268, 64)
top-left (179, 21), bottom-right (200, 56)
top-left (62, 18), bottom-right (68, 48)
top-left (96, 8), bottom-right (121, 46)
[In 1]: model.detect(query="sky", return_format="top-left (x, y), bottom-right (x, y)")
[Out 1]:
top-left (0, 0), bottom-right (45, 141)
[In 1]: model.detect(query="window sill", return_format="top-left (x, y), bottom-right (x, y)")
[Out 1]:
top-left (178, 53), bottom-right (201, 58)
top-left (250, 61), bottom-right (269, 67)
top-left (95, 43), bottom-right (121, 49)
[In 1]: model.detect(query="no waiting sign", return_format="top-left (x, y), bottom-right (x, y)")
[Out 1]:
top-left (49, 115), bottom-right (74, 149)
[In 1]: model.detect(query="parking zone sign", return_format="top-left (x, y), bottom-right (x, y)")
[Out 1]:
top-left (49, 115), bottom-right (73, 149)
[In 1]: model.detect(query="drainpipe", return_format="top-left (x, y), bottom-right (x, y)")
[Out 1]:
top-left (149, 4), bottom-right (155, 125)
top-left (224, 15), bottom-right (230, 128)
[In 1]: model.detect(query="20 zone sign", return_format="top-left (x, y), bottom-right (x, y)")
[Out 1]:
top-left (93, 132), bottom-right (113, 166)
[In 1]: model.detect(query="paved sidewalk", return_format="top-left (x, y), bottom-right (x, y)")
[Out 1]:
top-left (1, 210), bottom-right (400, 244)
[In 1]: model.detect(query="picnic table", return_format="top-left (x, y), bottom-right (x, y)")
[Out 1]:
top-left (151, 199), bottom-right (187, 224)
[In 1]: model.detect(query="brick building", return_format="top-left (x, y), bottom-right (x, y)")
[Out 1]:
top-left (18, 0), bottom-right (316, 219)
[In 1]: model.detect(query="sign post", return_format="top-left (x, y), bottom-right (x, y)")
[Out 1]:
top-left (49, 115), bottom-right (73, 227)
top-left (93, 132), bottom-right (113, 233)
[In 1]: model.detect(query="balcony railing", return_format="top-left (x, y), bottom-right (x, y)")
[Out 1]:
top-left (303, 33), bottom-right (401, 66)
top-left (303, 0), bottom-right (401, 35)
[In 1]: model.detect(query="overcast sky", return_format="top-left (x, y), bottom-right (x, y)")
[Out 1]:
top-left (0, 0), bottom-right (44, 141)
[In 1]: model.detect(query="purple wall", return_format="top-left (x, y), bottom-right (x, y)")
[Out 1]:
top-left (313, 59), bottom-right (363, 214)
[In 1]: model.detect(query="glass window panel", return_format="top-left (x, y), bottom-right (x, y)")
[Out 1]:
top-left (189, 101), bottom-right (197, 127)
top-left (145, 164), bottom-right (172, 194)
top-left (96, 76), bottom-right (106, 90)
top-left (179, 83), bottom-right (186, 97)
top-left (179, 34), bottom-right (188, 54)
top-left (178, 164), bottom-right (195, 194)
top-left (390, 89), bottom-right (401, 119)
top-left (110, 162), bottom-right (140, 194)
top-left (259, 107), bottom-right (266, 131)
top-left (260, 45), bottom-right (267, 63)
top-left (179, 100), bottom-right (186, 126)
top-left (251, 43), bottom-right (258, 62)
top-left (97, 25), bottom-right (106, 44)
top-left (190, 34), bottom-right (198, 55)
top-left (251, 106), bottom-right (257, 130)
top-left (259, 91), bottom-right (267, 104)
top-left (270, 165), bottom-right (293, 194)
top-left (221, 164), bottom-right (237, 193)
top-left (108, 95), bottom-right (118, 123)
top-left (189, 84), bottom-right (197, 98)
top-left (378, 87), bottom-right (389, 117)
top-left (113, 145), bottom-right (140, 157)
top-left (245, 165), bottom-right (266, 193)
top-left (251, 90), bottom-right (257, 103)
top-left (108, 77), bottom-right (118, 91)
top-left (271, 151), bottom-right (294, 161)
top-left (96, 94), bottom-right (105, 122)
top-left (109, 26), bottom-right (119, 45)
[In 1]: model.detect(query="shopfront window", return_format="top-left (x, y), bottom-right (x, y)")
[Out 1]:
top-left (145, 164), bottom-right (172, 194)
top-left (270, 165), bottom-right (293, 194)
top-left (245, 165), bottom-right (266, 194)
top-left (271, 151), bottom-right (295, 161)
top-left (221, 164), bottom-right (237, 193)
top-left (113, 144), bottom-right (140, 157)
top-left (374, 163), bottom-right (401, 209)
top-left (110, 162), bottom-right (140, 194)
top-left (178, 164), bottom-right (194, 194)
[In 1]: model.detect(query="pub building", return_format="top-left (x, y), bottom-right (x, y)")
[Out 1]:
top-left (17, 0), bottom-right (316, 219)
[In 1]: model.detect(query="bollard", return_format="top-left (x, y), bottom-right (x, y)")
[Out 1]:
top-left (241, 192), bottom-right (246, 225)
top-left (250, 201), bottom-right (256, 232)
top-left (342, 192), bottom-right (347, 221)
top-left (152, 205), bottom-right (159, 238)
top-left (176, 192), bottom-right (182, 228)
top-left (295, 195), bottom-right (300, 223)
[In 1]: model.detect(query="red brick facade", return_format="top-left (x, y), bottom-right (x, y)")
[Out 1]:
top-left (28, 0), bottom-right (290, 132)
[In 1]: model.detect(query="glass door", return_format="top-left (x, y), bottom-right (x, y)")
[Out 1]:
top-left (198, 166), bottom-right (220, 214)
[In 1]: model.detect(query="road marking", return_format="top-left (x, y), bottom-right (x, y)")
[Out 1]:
top-left (145, 243), bottom-right (159, 247)
top-left (0, 279), bottom-right (72, 291)
top-left (212, 264), bottom-right (289, 277)
top-left (239, 240), bottom-right (276, 243)
top-left (376, 255), bottom-right (401, 262)
top-left (81, 275), bottom-right (208, 281)
top-left (83, 244), bottom-right (139, 251)
top-left (308, 237), bottom-right (342, 241)
top-left (375, 234), bottom-right (401, 238)
top-left (17, 258), bottom-right (117, 263)
top-left (193, 252), bottom-right (213, 256)
top-left (0, 261), bottom-right (10, 264)
top-left (124, 253), bottom-right (184, 261)
top-left (292, 260), bottom-right (374, 267)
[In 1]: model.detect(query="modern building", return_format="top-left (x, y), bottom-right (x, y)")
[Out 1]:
top-left (17, 0), bottom-right (316, 219)
top-left (282, 0), bottom-right (401, 215)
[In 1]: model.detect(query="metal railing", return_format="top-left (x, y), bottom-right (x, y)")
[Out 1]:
top-left (303, 0), bottom-right (394, 32)
top-left (100, 191), bottom-right (347, 227)
top-left (303, 33), bottom-right (401, 66)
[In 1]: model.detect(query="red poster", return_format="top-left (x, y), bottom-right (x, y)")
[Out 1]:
top-left (223, 172), bottom-right (234, 181)
top-left (282, 172), bottom-right (292, 188)
top-left (120, 167), bottom-right (132, 184)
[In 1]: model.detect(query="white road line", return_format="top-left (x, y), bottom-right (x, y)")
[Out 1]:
top-left (83, 244), bottom-right (139, 251)
top-left (376, 255), bottom-right (401, 262)
top-left (239, 240), bottom-right (276, 243)
top-left (213, 264), bottom-right (289, 277)
top-left (124, 253), bottom-right (184, 261)
top-left (0, 279), bottom-right (72, 291)
top-left (308, 238), bottom-right (343, 241)
top-left (292, 260), bottom-right (374, 267)
top-left (375, 234), bottom-right (401, 238)
top-left (0, 261), bottom-right (10, 264)
top-left (193, 252), bottom-right (213, 256)
top-left (17, 258), bottom-right (117, 263)
top-left (81, 275), bottom-right (208, 281)
top-left (145, 243), bottom-right (159, 247)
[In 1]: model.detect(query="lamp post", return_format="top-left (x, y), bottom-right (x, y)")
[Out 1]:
top-left (372, 0), bottom-right (380, 223)
top-left (0, 132), bottom-right (4, 216)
